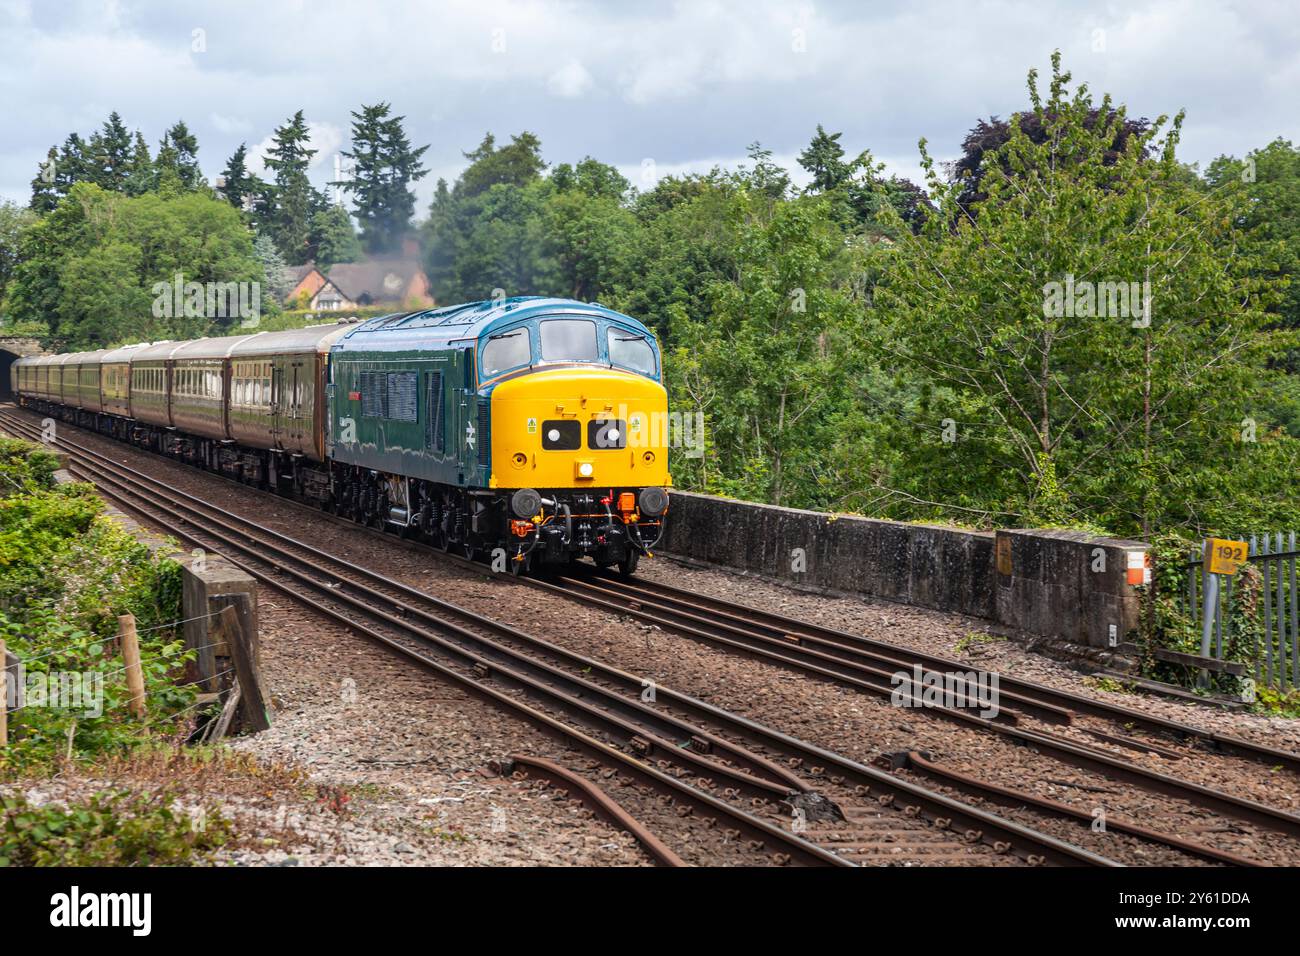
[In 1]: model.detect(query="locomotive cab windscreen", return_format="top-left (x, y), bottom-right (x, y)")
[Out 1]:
top-left (538, 318), bottom-right (598, 364)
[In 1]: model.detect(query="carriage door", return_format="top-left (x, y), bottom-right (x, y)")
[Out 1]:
top-left (453, 383), bottom-right (470, 483)
top-left (271, 362), bottom-right (284, 448)
top-left (287, 361), bottom-right (302, 448)
top-left (452, 350), bottom-right (474, 484)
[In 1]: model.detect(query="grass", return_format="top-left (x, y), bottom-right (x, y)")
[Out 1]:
top-left (954, 631), bottom-right (1006, 654)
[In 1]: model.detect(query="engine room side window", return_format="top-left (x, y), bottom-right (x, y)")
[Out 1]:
top-left (360, 370), bottom-right (385, 418)
top-left (539, 319), bottom-right (597, 364)
top-left (481, 329), bottom-right (531, 377)
top-left (608, 330), bottom-right (656, 376)
top-left (386, 371), bottom-right (418, 422)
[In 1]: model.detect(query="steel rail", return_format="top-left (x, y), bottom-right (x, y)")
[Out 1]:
top-left (579, 567), bottom-right (1300, 773)
top-left (539, 565), bottom-right (1300, 839)
top-left (504, 754), bottom-right (687, 867)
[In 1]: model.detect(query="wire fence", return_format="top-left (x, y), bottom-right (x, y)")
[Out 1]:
top-left (1179, 532), bottom-right (1300, 693)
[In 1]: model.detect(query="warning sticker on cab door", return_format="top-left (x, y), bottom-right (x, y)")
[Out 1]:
top-left (526, 417), bottom-right (537, 434)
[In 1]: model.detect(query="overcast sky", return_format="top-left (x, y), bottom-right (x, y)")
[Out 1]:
top-left (1, 0), bottom-right (1296, 211)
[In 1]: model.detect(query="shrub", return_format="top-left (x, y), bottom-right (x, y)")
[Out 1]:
top-left (0, 789), bottom-right (229, 866)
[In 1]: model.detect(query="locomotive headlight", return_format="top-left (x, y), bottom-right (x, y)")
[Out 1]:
top-left (576, 460), bottom-right (595, 479)
top-left (606, 428), bottom-right (620, 442)
top-left (547, 428), bottom-right (561, 442)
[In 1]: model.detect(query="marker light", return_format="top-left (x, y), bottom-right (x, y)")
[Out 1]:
top-left (606, 429), bottom-right (620, 443)
top-left (548, 428), bottom-right (561, 442)
top-left (577, 461), bottom-right (594, 478)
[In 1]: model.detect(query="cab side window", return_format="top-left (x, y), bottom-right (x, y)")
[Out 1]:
top-left (481, 328), bottom-right (531, 377)
top-left (607, 329), bottom-right (657, 376)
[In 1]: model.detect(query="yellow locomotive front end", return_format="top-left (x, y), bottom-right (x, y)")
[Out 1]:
top-left (489, 365), bottom-right (672, 573)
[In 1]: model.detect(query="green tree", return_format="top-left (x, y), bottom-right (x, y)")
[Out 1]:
top-left (254, 232), bottom-right (295, 304)
top-left (871, 53), bottom-right (1298, 535)
top-left (740, 142), bottom-right (790, 201)
top-left (337, 102), bottom-right (429, 252)
top-left (263, 111), bottom-right (323, 264)
top-left (421, 178), bottom-right (457, 293)
top-left (28, 133), bottom-right (92, 212)
top-left (613, 170), bottom-right (742, 344)
top-left (798, 125), bottom-right (930, 234)
top-left (56, 241), bottom-right (154, 345)
top-left (0, 200), bottom-right (36, 308)
top-left (8, 183), bottom-right (262, 348)
top-left (798, 124), bottom-right (852, 193)
top-left (87, 112), bottom-right (133, 191)
top-left (550, 157), bottom-right (630, 201)
top-left (122, 131), bottom-right (156, 196)
top-left (451, 181), bottom-right (557, 299)
top-left (310, 205), bottom-right (362, 270)
top-left (420, 132), bottom-right (551, 301)
top-left (1206, 139), bottom-right (1300, 391)
top-left (456, 132), bottom-right (546, 198)
top-left (217, 143), bottom-right (263, 211)
top-left (154, 121), bottom-right (203, 191)
top-left (543, 159), bottom-right (636, 301)
top-left (671, 190), bottom-right (867, 506)
top-left (29, 147), bottom-right (61, 214)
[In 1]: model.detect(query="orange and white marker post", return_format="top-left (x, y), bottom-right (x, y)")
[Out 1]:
top-left (1125, 550), bottom-right (1151, 586)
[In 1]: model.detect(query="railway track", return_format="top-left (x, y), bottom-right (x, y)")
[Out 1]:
top-left (11, 406), bottom-right (1293, 865)
top-left (527, 567), bottom-right (1300, 841)
top-left (2, 408), bottom-right (1121, 867)
top-left (556, 567), bottom-right (1300, 773)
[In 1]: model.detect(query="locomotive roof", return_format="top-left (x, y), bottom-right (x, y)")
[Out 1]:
top-left (332, 297), bottom-right (653, 352)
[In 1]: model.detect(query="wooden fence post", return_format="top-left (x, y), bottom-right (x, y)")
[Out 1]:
top-left (0, 637), bottom-right (8, 748)
top-left (212, 594), bottom-right (270, 734)
top-left (119, 613), bottom-right (146, 717)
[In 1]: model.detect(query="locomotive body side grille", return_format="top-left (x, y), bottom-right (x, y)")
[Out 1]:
top-left (477, 401), bottom-right (490, 468)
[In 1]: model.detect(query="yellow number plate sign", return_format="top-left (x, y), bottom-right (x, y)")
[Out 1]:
top-left (1204, 538), bottom-right (1249, 575)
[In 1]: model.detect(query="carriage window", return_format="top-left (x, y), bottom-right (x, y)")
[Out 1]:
top-left (540, 320), bottom-right (597, 363)
top-left (608, 330), bottom-right (656, 376)
top-left (481, 328), bottom-right (531, 376)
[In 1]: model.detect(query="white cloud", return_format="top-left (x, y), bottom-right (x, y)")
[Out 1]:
top-left (0, 0), bottom-right (1294, 209)
top-left (210, 113), bottom-right (252, 135)
top-left (547, 60), bottom-right (593, 98)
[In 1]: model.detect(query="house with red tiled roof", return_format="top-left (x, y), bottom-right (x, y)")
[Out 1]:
top-left (286, 263), bottom-right (327, 303)
top-left (285, 254), bottom-right (434, 311)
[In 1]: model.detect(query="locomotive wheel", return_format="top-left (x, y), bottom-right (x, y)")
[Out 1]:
top-left (618, 551), bottom-right (640, 577)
